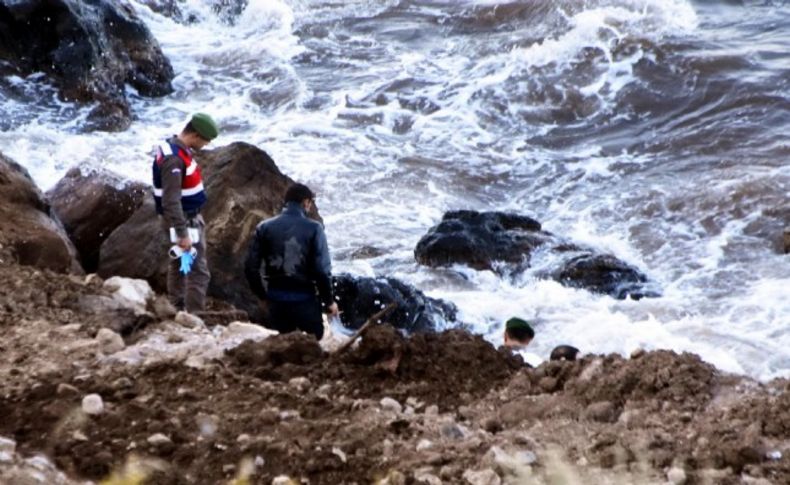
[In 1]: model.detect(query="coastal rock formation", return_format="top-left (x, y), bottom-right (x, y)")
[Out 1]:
top-left (96, 142), bottom-right (316, 322)
top-left (48, 166), bottom-right (147, 272)
top-left (0, 152), bottom-right (81, 273)
top-left (0, 0), bottom-right (174, 131)
top-left (332, 274), bottom-right (457, 333)
top-left (415, 211), bottom-right (657, 299)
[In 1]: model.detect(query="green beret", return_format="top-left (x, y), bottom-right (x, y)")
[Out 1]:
top-left (506, 317), bottom-right (533, 333)
top-left (190, 113), bottom-right (219, 140)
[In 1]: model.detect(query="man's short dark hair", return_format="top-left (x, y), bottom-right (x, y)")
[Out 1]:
top-left (183, 122), bottom-right (199, 135)
top-left (284, 183), bottom-right (315, 204)
top-left (506, 325), bottom-right (534, 342)
top-left (550, 345), bottom-right (580, 361)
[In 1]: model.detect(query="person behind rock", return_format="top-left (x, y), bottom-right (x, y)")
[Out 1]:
top-left (244, 183), bottom-right (339, 340)
top-left (503, 317), bottom-right (534, 349)
top-left (550, 345), bottom-right (580, 361)
top-left (152, 113), bottom-right (219, 312)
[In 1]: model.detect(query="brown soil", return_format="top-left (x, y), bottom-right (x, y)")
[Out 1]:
top-left (1, 260), bottom-right (789, 484)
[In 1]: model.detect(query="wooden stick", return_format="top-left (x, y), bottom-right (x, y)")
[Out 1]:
top-left (332, 303), bottom-right (398, 354)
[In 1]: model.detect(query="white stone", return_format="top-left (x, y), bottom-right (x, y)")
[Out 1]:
top-left (272, 476), bottom-right (296, 485)
top-left (254, 455), bottom-right (265, 468)
top-left (288, 377), bottom-right (311, 391)
top-left (463, 469), bottom-right (501, 485)
top-left (416, 439), bottom-right (433, 452)
top-left (0, 437), bottom-right (16, 454)
top-left (82, 394), bottom-right (104, 415)
top-left (175, 311), bottom-right (205, 328)
top-left (0, 451), bottom-right (12, 463)
top-left (767, 450), bottom-right (782, 460)
top-left (103, 276), bottom-right (153, 309)
top-left (667, 467), bottom-right (687, 485)
top-left (380, 397), bottom-right (403, 414)
top-left (415, 472), bottom-right (442, 485)
top-left (147, 433), bottom-right (173, 447)
top-left (424, 404), bottom-right (439, 416)
top-left (225, 321), bottom-right (278, 338)
top-left (332, 446), bottom-right (347, 463)
top-left (237, 434), bottom-right (251, 444)
top-left (96, 328), bottom-right (125, 354)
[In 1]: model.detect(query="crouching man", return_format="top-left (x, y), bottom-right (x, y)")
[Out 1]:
top-left (244, 183), bottom-right (339, 339)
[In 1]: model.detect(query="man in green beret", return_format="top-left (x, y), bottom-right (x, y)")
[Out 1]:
top-left (503, 317), bottom-right (534, 349)
top-left (152, 113), bottom-right (219, 312)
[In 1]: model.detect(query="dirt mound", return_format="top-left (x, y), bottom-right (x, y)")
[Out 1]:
top-left (227, 325), bottom-right (522, 409)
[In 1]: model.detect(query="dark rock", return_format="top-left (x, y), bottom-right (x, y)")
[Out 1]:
top-left (47, 166), bottom-right (147, 272)
top-left (784, 228), bottom-right (790, 255)
top-left (97, 142), bottom-right (315, 322)
top-left (0, 0), bottom-right (174, 131)
top-left (552, 253), bottom-right (655, 300)
top-left (332, 274), bottom-right (457, 333)
top-left (415, 210), bottom-right (546, 271)
top-left (212, 0), bottom-right (249, 25)
top-left (97, 195), bottom-right (168, 292)
top-left (0, 152), bottom-right (82, 273)
top-left (415, 210), bottom-right (658, 299)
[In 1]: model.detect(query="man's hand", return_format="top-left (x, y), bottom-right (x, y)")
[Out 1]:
top-left (326, 302), bottom-right (339, 317)
top-left (177, 236), bottom-right (192, 250)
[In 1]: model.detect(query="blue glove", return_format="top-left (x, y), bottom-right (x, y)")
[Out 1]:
top-left (179, 251), bottom-right (195, 274)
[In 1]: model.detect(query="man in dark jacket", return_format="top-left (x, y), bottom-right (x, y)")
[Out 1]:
top-left (152, 113), bottom-right (219, 312)
top-left (244, 183), bottom-right (339, 339)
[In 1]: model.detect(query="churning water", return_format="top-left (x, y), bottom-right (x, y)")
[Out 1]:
top-left (1, 0), bottom-right (788, 379)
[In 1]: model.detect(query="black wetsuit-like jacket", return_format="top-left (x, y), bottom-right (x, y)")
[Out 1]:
top-left (243, 202), bottom-right (334, 308)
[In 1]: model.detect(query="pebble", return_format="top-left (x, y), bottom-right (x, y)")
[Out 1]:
top-left (585, 401), bottom-right (618, 423)
top-left (81, 394), bottom-right (104, 415)
top-left (288, 376), bottom-right (311, 391)
top-left (332, 446), bottom-right (347, 463)
top-left (667, 467), bottom-right (687, 484)
top-left (147, 433), bottom-right (173, 447)
top-left (415, 471), bottom-right (442, 485)
top-left (380, 397), bottom-right (403, 414)
top-left (463, 468), bottom-right (501, 485)
top-left (440, 421), bottom-right (467, 440)
top-left (0, 437), bottom-right (16, 454)
top-left (416, 439), bottom-right (433, 452)
top-left (424, 404), bottom-right (439, 416)
top-left (175, 311), bottom-right (205, 328)
top-left (272, 476), bottom-right (296, 485)
top-left (96, 328), bottom-right (125, 353)
top-left (56, 383), bottom-right (80, 397)
top-left (237, 434), bottom-right (251, 444)
top-left (112, 377), bottom-right (133, 390)
top-left (630, 348), bottom-right (646, 359)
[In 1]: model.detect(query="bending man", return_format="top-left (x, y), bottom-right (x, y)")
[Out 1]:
top-left (244, 183), bottom-right (339, 339)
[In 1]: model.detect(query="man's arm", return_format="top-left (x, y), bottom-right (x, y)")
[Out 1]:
top-left (244, 225), bottom-right (268, 300)
top-left (159, 155), bottom-right (188, 239)
top-left (312, 224), bottom-right (334, 309)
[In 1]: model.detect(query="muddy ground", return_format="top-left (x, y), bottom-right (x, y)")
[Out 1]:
top-left (1, 261), bottom-right (789, 484)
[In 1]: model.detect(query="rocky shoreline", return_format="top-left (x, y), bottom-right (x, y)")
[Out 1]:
top-left (1, 260), bottom-right (789, 484)
top-left (1, 137), bottom-right (789, 483)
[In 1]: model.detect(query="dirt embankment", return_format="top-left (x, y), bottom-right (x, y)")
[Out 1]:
top-left (1, 261), bottom-right (789, 484)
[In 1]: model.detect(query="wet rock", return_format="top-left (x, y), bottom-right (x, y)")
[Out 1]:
top-left (82, 394), bottom-right (104, 415)
top-left (463, 468), bottom-right (501, 485)
top-left (333, 274), bottom-right (457, 333)
top-left (380, 397), bottom-right (403, 414)
top-left (47, 166), bottom-right (147, 272)
top-left (414, 210), bottom-right (657, 299)
top-left (0, 0), bottom-right (174, 131)
top-left (0, 152), bottom-right (82, 273)
top-left (784, 228), bottom-right (790, 254)
top-left (96, 328), bottom-right (125, 354)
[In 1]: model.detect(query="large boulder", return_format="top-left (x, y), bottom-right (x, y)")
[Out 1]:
top-left (97, 194), bottom-right (168, 291)
top-left (0, 0), bottom-right (174, 131)
top-left (97, 142), bottom-right (317, 322)
top-left (332, 274), bottom-right (457, 334)
top-left (0, 153), bottom-right (82, 273)
top-left (415, 211), bottom-right (657, 300)
top-left (47, 165), bottom-right (147, 272)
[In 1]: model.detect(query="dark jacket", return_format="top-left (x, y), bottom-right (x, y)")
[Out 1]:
top-left (244, 202), bottom-right (333, 307)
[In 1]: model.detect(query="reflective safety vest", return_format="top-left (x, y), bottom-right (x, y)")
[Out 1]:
top-left (152, 141), bottom-right (207, 215)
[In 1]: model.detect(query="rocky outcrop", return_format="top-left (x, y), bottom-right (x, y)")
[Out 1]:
top-left (138, 0), bottom-right (248, 24)
top-left (415, 211), bottom-right (657, 300)
top-left (0, 0), bottom-right (174, 131)
top-left (48, 165), bottom-right (147, 272)
top-left (333, 274), bottom-right (457, 333)
top-left (0, 152), bottom-right (82, 273)
top-left (97, 142), bottom-right (316, 322)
